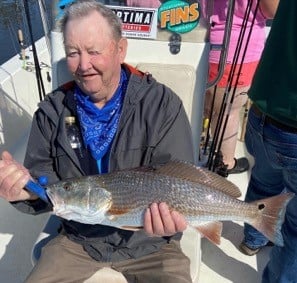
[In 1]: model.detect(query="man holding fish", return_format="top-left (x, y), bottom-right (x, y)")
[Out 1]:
top-left (0, 1), bottom-right (294, 283)
top-left (0, 1), bottom-right (194, 282)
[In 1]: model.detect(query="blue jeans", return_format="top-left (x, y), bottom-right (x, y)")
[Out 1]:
top-left (243, 107), bottom-right (297, 283)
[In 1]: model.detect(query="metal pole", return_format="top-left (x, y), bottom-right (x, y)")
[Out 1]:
top-left (38, 0), bottom-right (51, 59)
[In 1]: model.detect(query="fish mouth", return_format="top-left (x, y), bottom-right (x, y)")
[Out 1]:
top-left (46, 190), bottom-right (64, 209)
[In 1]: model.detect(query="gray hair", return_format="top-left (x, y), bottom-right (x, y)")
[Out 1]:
top-left (60, 0), bottom-right (122, 41)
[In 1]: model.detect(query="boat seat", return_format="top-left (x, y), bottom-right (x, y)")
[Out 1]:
top-left (31, 215), bottom-right (200, 283)
top-left (135, 62), bottom-right (196, 123)
top-left (53, 59), bottom-right (197, 128)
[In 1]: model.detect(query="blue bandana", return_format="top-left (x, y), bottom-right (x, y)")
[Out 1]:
top-left (75, 69), bottom-right (127, 162)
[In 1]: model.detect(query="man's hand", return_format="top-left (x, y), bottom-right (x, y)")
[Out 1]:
top-left (144, 202), bottom-right (187, 236)
top-left (0, 151), bottom-right (34, 202)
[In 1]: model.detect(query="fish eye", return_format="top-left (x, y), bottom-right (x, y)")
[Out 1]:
top-left (63, 182), bottom-right (72, 191)
top-left (258, 203), bottom-right (265, 210)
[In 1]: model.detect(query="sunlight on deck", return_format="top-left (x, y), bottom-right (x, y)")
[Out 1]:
top-left (0, 234), bottom-right (13, 259)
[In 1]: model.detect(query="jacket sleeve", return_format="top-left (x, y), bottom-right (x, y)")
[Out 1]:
top-left (108, 70), bottom-right (196, 171)
top-left (150, 84), bottom-right (195, 165)
top-left (11, 108), bottom-right (59, 215)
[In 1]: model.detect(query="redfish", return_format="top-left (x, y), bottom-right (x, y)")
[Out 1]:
top-left (46, 160), bottom-right (294, 246)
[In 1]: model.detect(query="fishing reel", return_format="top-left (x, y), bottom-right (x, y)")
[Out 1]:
top-left (199, 145), bottom-right (229, 178)
top-left (212, 151), bottom-right (229, 178)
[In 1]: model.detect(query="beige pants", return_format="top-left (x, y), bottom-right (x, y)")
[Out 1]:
top-left (204, 86), bottom-right (249, 168)
top-left (25, 234), bottom-right (192, 283)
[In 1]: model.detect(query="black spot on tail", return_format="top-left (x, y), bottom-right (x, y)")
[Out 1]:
top-left (251, 192), bottom-right (294, 246)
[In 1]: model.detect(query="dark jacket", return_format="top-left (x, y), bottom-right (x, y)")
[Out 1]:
top-left (12, 64), bottom-right (195, 261)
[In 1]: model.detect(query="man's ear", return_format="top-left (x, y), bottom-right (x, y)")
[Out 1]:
top-left (118, 37), bottom-right (128, 63)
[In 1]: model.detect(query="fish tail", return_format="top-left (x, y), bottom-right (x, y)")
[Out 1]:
top-left (249, 192), bottom-right (294, 246)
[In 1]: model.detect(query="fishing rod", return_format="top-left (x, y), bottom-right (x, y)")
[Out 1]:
top-left (38, 0), bottom-right (51, 59)
top-left (201, 0), bottom-right (235, 165)
top-left (207, 0), bottom-right (260, 175)
top-left (216, 1), bottom-right (260, 156)
top-left (23, 0), bottom-right (46, 101)
top-left (215, 1), bottom-right (252, 166)
top-left (210, 0), bottom-right (254, 171)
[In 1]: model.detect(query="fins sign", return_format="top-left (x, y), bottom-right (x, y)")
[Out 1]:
top-left (158, 0), bottom-right (200, 34)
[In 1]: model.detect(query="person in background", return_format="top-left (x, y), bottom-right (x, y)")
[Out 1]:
top-left (0, 1), bottom-right (194, 282)
top-left (126, 0), bottom-right (160, 8)
top-left (203, 0), bottom-right (279, 175)
top-left (238, 0), bottom-right (297, 282)
top-left (126, 0), bottom-right (197, 9)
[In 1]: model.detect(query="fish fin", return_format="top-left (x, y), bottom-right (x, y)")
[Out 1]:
top-left (133, 160), bottom-right (241, 198)
top-left (105, 206), bottom-right (132, 223)
top-left (107, 206), bottom-right (132, 215)
top-left (195, 222), bottom-right (222, 245)
top-left (120, 226), bottom-right (143, 231)
top-left (249, 192), bottom-right (294, 246)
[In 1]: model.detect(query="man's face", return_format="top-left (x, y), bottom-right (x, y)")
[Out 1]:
top-left (64, 11), bottom-right (127, 104)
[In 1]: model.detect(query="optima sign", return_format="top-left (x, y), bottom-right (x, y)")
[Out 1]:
top-left (158, 1), bottom-right (200, 33)
top-left (111, 6), bottom-right (158, 39)
top-left (113, 8), bottom-right (155, 32)
top-left (113, 9), bottom-right (154, 25)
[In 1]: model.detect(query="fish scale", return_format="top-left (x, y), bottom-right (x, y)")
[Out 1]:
top-left (46, 160), bottom-right (294, 246)
top-left (99, 171), bottom-right (248, 221)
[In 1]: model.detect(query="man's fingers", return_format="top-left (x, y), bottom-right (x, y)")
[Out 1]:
top-left (144, 207), bottom-right (154, 236)
top-left (149, 203), bottom-right (165, 235)
top-left (0, 167), bottom-right (30, 200)
top-left (1, 151), bottom-right (13, 161)
top-left (0, 152), bottom-right (31, 201)
top-left (144, 203), bottom-right (185, 237)
top-left (158, 202), bottom-right (177, 235)
top-left (171, 210), bottom-right (187, 231)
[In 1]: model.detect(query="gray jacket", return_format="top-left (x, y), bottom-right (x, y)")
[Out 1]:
top-left (13, 64), bottom-right (195, 261)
